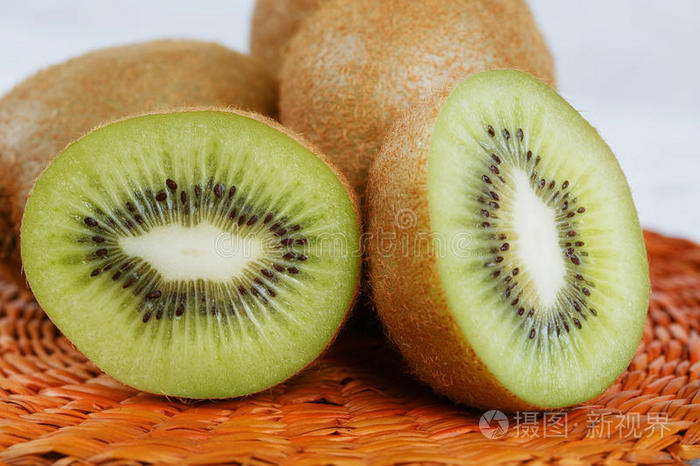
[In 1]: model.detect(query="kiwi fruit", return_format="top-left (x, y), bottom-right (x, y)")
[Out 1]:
top-left (250, 0), bottom-right (322, 77)
top-left (279, 0), bottom-right (555, 194)
top-left (0, 39), bottom-right (276, 258)
top-left (20, 110), bottom-right (361, 398)
top-left (367, 70), bottom-right (649, 410)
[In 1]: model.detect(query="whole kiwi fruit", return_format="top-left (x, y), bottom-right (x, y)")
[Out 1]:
top-left (250, 0), bottom-right (322, 77)
top-left (279, 0), bottom-right (555, 195)
top-left (367, 70), bottom-right (649, 411)
top-left (0, 39), bottom-right (277, 258)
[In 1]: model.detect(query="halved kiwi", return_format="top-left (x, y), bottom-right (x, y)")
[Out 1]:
top-left (21, 110), bottom-right (361, 398)
top-left (367, 70), bottom-right (649, 410)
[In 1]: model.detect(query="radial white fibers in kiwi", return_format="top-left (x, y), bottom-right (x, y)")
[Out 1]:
top-left (368, 70), bottom-right (649, 410)
top-left (21, 111), bottom-right (361, 398)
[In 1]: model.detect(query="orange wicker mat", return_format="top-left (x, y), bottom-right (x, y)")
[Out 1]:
top-left (0, 231), bottom-right (699, 465)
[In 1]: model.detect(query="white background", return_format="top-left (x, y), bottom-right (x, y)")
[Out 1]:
top-left (1, 0), bottom-right (698, 241)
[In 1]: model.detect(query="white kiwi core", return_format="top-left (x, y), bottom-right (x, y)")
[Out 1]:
top-left (119, 223), bottom-right (264, 282)
top-left (509, 169), bottom-right (566, 308)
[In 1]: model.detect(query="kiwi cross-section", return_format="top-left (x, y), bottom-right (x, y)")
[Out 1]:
top-left (21, 110), bottom-right (361, 398)
top-left (367, 70), bottom-right (649, 410)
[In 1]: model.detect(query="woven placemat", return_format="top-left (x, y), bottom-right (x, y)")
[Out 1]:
top-left (0, 231), bottom-right (699, 465)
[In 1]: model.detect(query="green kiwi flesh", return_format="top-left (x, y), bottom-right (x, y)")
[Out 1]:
top-left (20, 111), bottom-right (360, 398)
top-left (429, 70), bottom-right (649, 407)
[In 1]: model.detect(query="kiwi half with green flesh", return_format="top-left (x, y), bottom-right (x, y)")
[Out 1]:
top-left (367, 70), bottom-right (649, 410)
top-left (250, 0), bottom-right (322, 77)
top-left (0, 39), bottom-right (277, 259)
top-left (280, 0), bottom-right (555, 195)
top-left (21, 110), bottom-right (361, 398)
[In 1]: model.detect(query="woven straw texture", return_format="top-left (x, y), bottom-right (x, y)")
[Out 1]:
top-left (0, 231), bottom-right (699, 464)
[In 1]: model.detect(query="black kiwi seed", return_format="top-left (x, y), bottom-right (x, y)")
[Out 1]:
top-left (92, 236), bottom-right (105, 243)
top-left (503, 129), bottom-right (510, 140)
top-left (517, 128), bottom-right (524, 141)
top-left (166, 179), bottom-right (177, 190)
top-left (214, 183), bottom-right (224, 198)
top-left (487, 125), bottom-right (495, 137)
top-left (84, 217), bottom-right (98, 227)
top-left (156, 191), bottom-right (167, 202)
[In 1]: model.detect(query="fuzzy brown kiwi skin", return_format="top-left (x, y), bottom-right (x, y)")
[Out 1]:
top-left (20, 107), bottom-right (363, 399)
top-left (280, 0), bottom-right (555, 196)
top-left (0, 39), bottom-right (277, 261)
top-left (250, 0), bottom-right (322, 78)
top-left (366, 89), bottom-right (537, 412)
